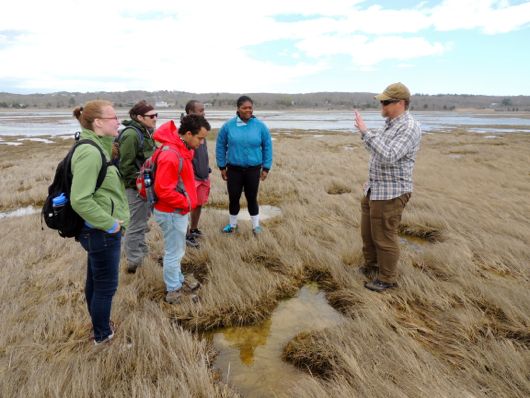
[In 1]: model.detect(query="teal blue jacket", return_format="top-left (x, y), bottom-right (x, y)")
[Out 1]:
top-left (216, 115), bottom-right (273, 171)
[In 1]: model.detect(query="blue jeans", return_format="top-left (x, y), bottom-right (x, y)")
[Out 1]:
top-left (78, 227), bottom-right (121, 343)
top-left (154, 209), bottom-right (187, 292)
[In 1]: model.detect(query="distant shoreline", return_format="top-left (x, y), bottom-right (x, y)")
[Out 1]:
top-left (1, 107), bottom-right (530, 116)
top-left (1, 91), bottom-right (529, 112)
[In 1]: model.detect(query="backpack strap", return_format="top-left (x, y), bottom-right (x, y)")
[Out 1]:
top-left (117, 125), bottom-right (145, 147)
top-left (157, 146), bottom-right (190, 212)
top-left (117, 125), bottom-right (146, 168)
top-left (160, 145), bottom-right (183, 173)
top-left (66, 137), bottom-right (109, 194)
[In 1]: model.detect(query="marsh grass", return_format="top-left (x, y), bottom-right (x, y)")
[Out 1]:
top-left (1, 130), bottom-right (529, 397)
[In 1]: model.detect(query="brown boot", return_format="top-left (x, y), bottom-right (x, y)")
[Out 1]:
top-left (127, 262), bottom-right (140, 274)
top-left (364, 279), bottom-right (397, 292)
top-left (183, 274), bottom-right (200, 292)
top-left (165, 290), bottom-right (182, 304)
top-left (358, 265), bottom-right (378, 279)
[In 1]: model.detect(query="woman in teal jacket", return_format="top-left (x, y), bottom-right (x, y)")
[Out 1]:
top-left (71, 100), bottom-right (130, 345)
top-left (216, 95), bottom-right (273, 234)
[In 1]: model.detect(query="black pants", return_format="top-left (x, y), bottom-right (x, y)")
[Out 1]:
top-left (227, 165), bottom-right (261, 216)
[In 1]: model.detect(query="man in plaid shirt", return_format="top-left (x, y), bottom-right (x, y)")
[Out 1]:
top-left (354, 82), bottom-right (422, 292)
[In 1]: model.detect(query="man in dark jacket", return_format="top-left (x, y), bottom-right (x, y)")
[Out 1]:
top-left (118, 101), bottom-right (157, 273)
top-left (183, 100), bottom-right (211, 247)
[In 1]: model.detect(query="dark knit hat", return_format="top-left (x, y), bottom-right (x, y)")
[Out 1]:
top-left (129, 100), bottom-right (154, 119)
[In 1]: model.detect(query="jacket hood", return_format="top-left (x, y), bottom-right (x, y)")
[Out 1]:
top-left (154, 120), bottom-right (193, 159)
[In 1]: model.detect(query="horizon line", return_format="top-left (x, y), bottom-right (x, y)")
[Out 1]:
top-left (1, 90), bottom-right (528, 98)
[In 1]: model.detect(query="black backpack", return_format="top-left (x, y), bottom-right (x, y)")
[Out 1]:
top-left (42, 135), bottom-right (109, 238)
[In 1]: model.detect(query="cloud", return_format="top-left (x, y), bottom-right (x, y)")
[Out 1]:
top-left (0, 0), bottom-right (529, 93)
top-left (430, 0), bottom-right (530, 34)
top-left (295, 35), bottom-right (448, 67)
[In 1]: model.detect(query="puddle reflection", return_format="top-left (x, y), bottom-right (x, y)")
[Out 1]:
top-left (211, 284), bottom-right (346, 397)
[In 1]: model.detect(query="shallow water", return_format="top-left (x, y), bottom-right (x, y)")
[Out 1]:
top-left (399, 234), bottom-right (430, 253)
top-left (210, 284), bottom-right (346, 397)
top-left (0, 206), bottom-right (39, 219)
top-left (210, 205), bottom-right (282, 222)
top-left (1, 110), bottom-right (529, 137)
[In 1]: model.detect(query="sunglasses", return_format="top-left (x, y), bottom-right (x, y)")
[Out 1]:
top-left (380, 100), bottom-right (400, 106)
top-left (143, 113), bottom-right (158, 119)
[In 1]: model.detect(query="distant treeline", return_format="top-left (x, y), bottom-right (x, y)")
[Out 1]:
top-left (1, 90), bottom-right (529, 112)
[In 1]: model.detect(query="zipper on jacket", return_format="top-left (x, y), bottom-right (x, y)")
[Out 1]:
top-left (110, 198), bottom-right (115, 216)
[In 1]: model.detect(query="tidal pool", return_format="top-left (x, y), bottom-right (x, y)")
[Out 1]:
top-left (399, 234), bottom-right (430, 253)
top-left (210, 284), bottom-right (346, 397)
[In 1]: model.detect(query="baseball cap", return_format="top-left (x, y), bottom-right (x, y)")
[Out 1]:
top-left (374, 82), bottom-right (411, 101)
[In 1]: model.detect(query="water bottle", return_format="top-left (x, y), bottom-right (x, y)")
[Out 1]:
top-left (144, 170), bottom-right (155, 207)
top-left (52, 193), bottom-right (68, 215)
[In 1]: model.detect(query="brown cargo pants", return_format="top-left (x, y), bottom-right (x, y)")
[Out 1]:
top-left (361, 192), bottom-right (411, 284)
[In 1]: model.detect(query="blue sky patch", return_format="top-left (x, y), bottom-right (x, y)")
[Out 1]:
top-left (244, 39), bottom-right (311, 65)
top-left (272, 14), bottom-right (325, 23)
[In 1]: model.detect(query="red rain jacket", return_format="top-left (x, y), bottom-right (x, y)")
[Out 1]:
top-left (152, 120), bottom-right (197, 214)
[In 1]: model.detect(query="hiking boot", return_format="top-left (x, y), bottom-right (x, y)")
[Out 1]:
top-left (127, 262), bottom-right (140, 274)
top-left (364, 279), bottom-right (397, 293)
top-left (222, 224), bottom-right (238, 234)
top-left (165, 290), bottom-right (182, 304)
top-left (183, 274), bottom-right (200, 292)
top-left (189, 228), bottom-right (204, 238)
top-left (358, 265), bottom-right (378, 279)
top-left (252, 226), bottom-right (263, 235)
top-left (186, 234), bottom-right (200, 248)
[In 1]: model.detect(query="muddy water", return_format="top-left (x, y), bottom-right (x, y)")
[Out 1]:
top-left (211, 284), bottom-right (346, 397)
top-left (399, 234), bottom-right (430, 253)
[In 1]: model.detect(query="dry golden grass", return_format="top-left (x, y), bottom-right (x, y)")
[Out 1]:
top-left (0, 129), bottom-right (529, 397)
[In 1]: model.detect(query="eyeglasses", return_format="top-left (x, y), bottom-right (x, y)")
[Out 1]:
top-left (143, 113), bottom-right (158, 119)
top-left (380, 100), bottom-right (400, 106)
top-left (98, 116), bottom-right (119, 121)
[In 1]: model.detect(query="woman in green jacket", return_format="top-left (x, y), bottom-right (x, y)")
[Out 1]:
top-left (117, 100), bottom-right (157, 273)
top-left (71, 100), bottom-right (130, 345)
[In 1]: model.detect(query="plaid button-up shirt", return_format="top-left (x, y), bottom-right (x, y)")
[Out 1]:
top-left (362, 111), bottom-right (422, 200)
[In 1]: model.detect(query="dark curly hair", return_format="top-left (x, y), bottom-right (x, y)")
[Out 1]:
top-left (179, 114), bottom-right (211, 136)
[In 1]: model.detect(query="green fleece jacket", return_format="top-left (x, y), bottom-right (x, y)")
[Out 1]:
top-left (70, 128), bottom-right (130, 231)
top-left (118, 120), bottom-right (156, 188)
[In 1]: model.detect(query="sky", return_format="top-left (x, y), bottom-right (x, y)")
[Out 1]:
top-left (1, 0), bottom-right (530, 96)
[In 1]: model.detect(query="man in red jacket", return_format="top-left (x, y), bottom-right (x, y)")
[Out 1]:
top-left (153, 114), bottom-right (211, 304)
